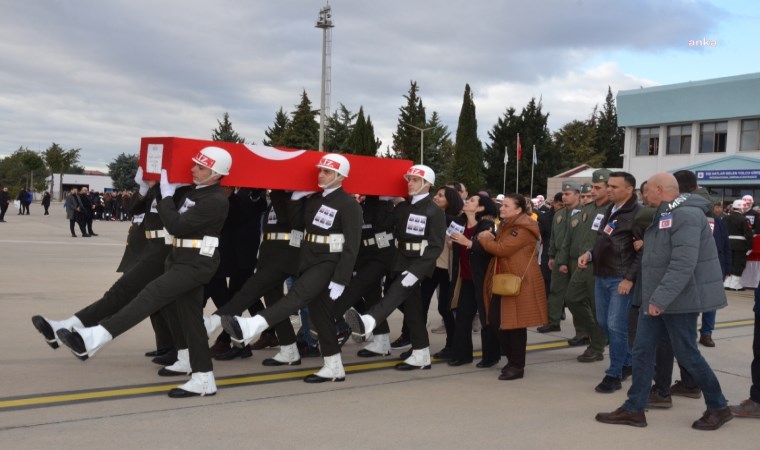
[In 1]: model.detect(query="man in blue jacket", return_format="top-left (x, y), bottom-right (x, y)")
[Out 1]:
top-left (596, 173), bottom-right (731, 430)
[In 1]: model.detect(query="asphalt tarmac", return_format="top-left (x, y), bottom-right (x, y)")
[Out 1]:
top-left (1, 203), bottom-right (759, 449)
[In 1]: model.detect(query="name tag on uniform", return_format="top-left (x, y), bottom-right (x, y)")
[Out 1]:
top-left (133, 213), bottom-right (145, 225)
top-left (267, 209), bottom-right (278, 225)
top-left (603, 221), bottom-right (616, 235)
top-left (446, 221), bottom-right (465, 237)
top-left (708, 217), bottom-right (715, 233)
top-left (748, 215), bottom-right (756, 225)
top-left (591, 213), bottom-right (604, 231)
top-left (406, 214), bottom-right (427, 236)
top-left (179, 198), bottom-right (195, 214)
top-left (659, 213), bottom-right (673, 229)
top-left (150, 199), bottom-right (158, 213)
top-left (312, 205), bottom-right (338, 230)
top-left (289, 230), bottom-right (303, 248)
top-left (375, 232), bottom-right (391, 248)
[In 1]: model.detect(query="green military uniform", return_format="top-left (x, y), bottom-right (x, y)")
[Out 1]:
top-left (545, 181), bottom-right (583, 327)
top-left (562, 169), bottom-right (613, 356)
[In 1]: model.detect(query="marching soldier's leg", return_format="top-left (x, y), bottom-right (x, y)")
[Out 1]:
top-left (394, 279), bottom-right (431, 370)
top-left (261, 286), bottom-right (301, 366)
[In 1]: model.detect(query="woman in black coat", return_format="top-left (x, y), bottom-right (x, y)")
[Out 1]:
top-left (41, 191), bottom-right (51, 215)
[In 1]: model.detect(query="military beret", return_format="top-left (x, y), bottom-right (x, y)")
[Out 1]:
top-left (562, 181), bottom-right (581, 192)
top-left (581, 183), bottom-right (592, 194)
top-left (592, 168), bottom-right (612, 183)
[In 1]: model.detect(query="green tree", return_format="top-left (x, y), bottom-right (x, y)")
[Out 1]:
top-left (450, 84), bottom-right (485, 192)
top-left (262, 107), bottom-right (290, 147)
top-left (282, 90), bottom-right (319, 149)
top-left (346, 107), bottom-right (380, 156)
top-left (595, 86), bottom-right (625, 168)
top-left (212, 112), bottom-right (246, 143)
top-left (324, 103), bottom-right (356, 152)
top-left (108, 153), bottom-right (139, 191)
top-left (392, 81), bottom-right (427, 162)
top-left (42, 143), bottom-right (81, 200)
top-left (483, 107), bottom-right (519, 195)
top-left (554, 119), bottom-right (603, 168)
top-left (0, 147), bottom-right (48, 196)
top-left (420, 112), bottom-right (451, 180)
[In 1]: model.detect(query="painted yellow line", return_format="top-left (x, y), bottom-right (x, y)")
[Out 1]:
top-left (2, 317), bottom-right (754, 411)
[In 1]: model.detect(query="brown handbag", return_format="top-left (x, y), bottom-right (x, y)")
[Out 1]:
top-left (491, 245), bottom-right (537, 297)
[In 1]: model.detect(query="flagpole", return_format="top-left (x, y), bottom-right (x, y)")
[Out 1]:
top-left (530, 144), bottom-right (536, 198)
top-left (515, 134), bottom-right (520, 193)
top-left (502, 145), bottom-right (507, 195)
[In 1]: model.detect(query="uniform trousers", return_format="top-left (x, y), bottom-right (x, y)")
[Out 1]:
top-left (365, 271), bottom-right (429, 350)
top-left (564, 264), bottom-right (607, 353)
top-left (546, 264), bottom-right (569, 326)
top-left (216, 264), bottom-right (297, 346)
top-left (100, 251), bottom-right (217, 373)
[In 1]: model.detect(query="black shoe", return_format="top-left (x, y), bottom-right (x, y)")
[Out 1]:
top-left (536, 324), bottom-right (560, 333)
top-left (344, 309), bottom-right (366, 339)
top-left (357, 349), bottom-right (390, 357)
top-left (336, 327), bottom-right (351, 348)
top-left (303, 373), bottom-right (345, 383)
top-left (89, 233), bottom-right (98, 236)
top-left (595, 375), bottom-right (622, 393)
top-left (390, 335), bottom-right (410, 349)
top-left (220, 315), bottom-right (244, 341)
top-left (145, 347), bottom-right (173, 357)
top-left (399, 348), bottom-right (412, 360)
top-left (71, 234), bottom-right (77, 237)
top-left (262, 357), bottom-right (301, 366)
top-left (56, 329), bottom-right (88, 361)
top-left (298, 344), bottom-right (321, 358)
top-left (395, 362), bottom-right (431, 371)
top-left (568, 335), bottom-right (590, 347)
top-left (31, 315), bottom-right (59, 349)
top-left (476, 359), bottom-right (500, 368)
top-left (82, 234), bottom-right (91, 237)
top-left (152, 349), bottom-right (178, 366)
top-left (595, 407), bottom-right (647, 427)
top-left (447, 359), bottom-right (472, 367)
top-left (158, 367), bottom-right (190, 377)
top-left (167, 388), bottom-right (216, 398)
top-left (498, 366), bottom-right (524, 380)
top-left (621, 365), bottom-right (633, 381)
top-left (432, 348), bottom-right (453, 360)
top-left (214, 345), bottom-right (252, 361)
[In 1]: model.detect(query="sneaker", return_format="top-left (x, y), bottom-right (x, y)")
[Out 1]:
top-left (730, 398), bottom-right (760, 418)
top-left (576, 348), bottom-right (604, 363)
top-left (670, 380), bottom-right (702, 399)
top-left (595, 375), bottom-right (622, 393)
top-left (647, 388), bottom-right (673, 409)
top-left (699, 334), bottom-right (715, 347)
top-left (692, 407), bottom-right (733, 430)
top-left (390, 335), bottom-right (411, 349)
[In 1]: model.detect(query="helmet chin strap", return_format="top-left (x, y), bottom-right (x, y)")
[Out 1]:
top-left (195, 172), bottom-right (220, 186)
top-left (319, 174), bottom-right (344, 190)
top-left (408, 182), bottom-right (430, 197)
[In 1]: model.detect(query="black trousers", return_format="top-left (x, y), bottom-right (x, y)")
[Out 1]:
top-left (410, 267), bottom-right (454, 348)
top-left (366, 271), bottom-right (429, 350)
top-left (0, 203), bottom-right (8, 221)
top-left (215, 264), bottom-right (296, 346)
top-left (752, 312), bottom-right (760, 403)
top-left (489, 293), bottom-right (527, 368)
top-left (70, 218), bottom-right (87, 236)
top-left (75, 244), bottom-right (168, 326)
top-left (731, 248), bottom-right (748, 276)
top-left (451, 280), bottom-right (477, 361)
top-left (100, 254), bottom-right (217, 373)
top-left (149, 309), bottom-right (175, 350)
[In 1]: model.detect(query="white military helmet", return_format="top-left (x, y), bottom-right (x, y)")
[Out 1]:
top-left (733, 199), bottom-right (747, 211)
top-left (316, 153), bottom-right (350, 178)
top-left (404, 164), bottom-right (435, 185)
top-left (193, 146), bottom-right (232, 176)
top-left (743, 195), bottom-right (754, 207)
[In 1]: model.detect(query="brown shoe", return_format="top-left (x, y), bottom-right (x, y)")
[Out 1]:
top-left (647, 388), bottom-right (673, 409)
top-left (699, 334), bottom-right (715, 347)
top-left (692, 407), bottom-right (733, 430)
top-left (498, 366), bottom-right (524, 380)
top-left (730, 399), bottom-right (760, 418)
top-left (670, 380), bottom-right (702, 399)
top-left (208, 339), bottom-right (231, 357)
top-left (577, 348), bottom-right (604, 363)
top-left (251, 331), bottom-right (279, 350)
top-left (595, 407), bottom-right (647, 427)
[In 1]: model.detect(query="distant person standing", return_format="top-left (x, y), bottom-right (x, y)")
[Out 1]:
top-left (0, 187), bottom-right (9, 222)
top-left (79, 187), bottom-right (98, 236)
top-left (65, 187), bottom-right (89, 237)
top-left (17, 187), bottom-right (29, 215)
top-left (41, 191), bottom-right (51, 215)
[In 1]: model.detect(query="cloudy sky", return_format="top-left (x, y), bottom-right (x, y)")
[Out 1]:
top-left (1, 0), bottom-right (757, 169)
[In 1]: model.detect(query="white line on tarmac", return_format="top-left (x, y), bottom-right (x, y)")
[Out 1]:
top-left (0, 239), bottom-right (123, 247)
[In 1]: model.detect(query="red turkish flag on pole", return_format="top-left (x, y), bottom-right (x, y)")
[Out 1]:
top-left (517, 133), bottom-right (523, 161)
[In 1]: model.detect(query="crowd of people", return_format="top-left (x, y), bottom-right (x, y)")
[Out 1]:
top-left (27, 149), bottom-right (760, 430)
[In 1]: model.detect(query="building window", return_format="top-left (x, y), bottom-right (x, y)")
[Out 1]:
top-left (740, 119), bottom-right (760, 152)
top-left (636, 127), bottom-right (659, 156)
top-left (699, 122), bottom-right (727, 153)
top-left (666, 125), bottom-right (692, 155)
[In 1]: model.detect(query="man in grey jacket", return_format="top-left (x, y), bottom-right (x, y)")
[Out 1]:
top-left (596, 173), bottom-right (732, 430)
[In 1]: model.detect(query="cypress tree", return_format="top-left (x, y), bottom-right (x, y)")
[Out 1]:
top-left (451, 84), bottom-right (484, 192)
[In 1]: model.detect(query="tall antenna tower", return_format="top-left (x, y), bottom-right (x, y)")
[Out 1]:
top-left (315, 2), bottom-right (334, 151)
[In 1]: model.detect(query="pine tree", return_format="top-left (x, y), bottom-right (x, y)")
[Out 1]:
top-left (107, 153), bottom-right (139, 191)
top-left (366, 116), bottom-right (382, 153)
top-left (346, 107), bottom-right (379, 156)
top-left (392, 81), bottom-right (426, 162)
top-left (282, 90), bottom-right (319, 149)
top-left (422, 112), bottom-right (451, 178)
top-left (483, 107), bottom-right (519, 195)
top-left (595, 86), bottom-right (625, 168)
top-left (211, 112), bottom-right (246, 143)
top-left (324, 103), bottom-right (356, 152)
top-left (514, 98), bottom-right (557, 197)
top-left (263, 107), bottom-right (290, 147)
top-left (451, 84), bottom-right (485, 192)
top-left (554, 120), bottom-right (603, 168)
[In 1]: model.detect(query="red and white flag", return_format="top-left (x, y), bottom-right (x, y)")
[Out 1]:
top-left (517, 134), bottom-right (523, 161)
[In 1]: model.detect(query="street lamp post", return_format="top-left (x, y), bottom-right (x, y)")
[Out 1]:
top-left (403, 122), bottom-right (434, 165)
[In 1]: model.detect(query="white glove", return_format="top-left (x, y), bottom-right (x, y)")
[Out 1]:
top-left (328, 281), bottom-right (345, 300)
top-left (400, 271), bottom-right (418, 287)
top-left (134, 167), bottom-right (149, 196)
top-left (160, 169), bottom-right (181, 198)
top-left (291, 190), bottom-right (316, 201)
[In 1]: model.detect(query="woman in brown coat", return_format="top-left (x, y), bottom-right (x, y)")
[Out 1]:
top-left (477, 193), bottom-right (547, 380)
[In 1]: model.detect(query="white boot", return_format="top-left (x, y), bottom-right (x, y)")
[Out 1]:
top-left (345, 308), bottom-right (376, 340)
top-left (59, 325), bottom-right (112, 360)
top-left (32, 315), bottom-right (84, 348)
top-left (397, 347), bottom-right (432, 370)
top-left (159, 348), bottom-right (191, 376)
top-left (169, 371), bottom-right (217, 397)
top-left (360, 333), bottom-right (391, 356)
top-left (204, 315), bottom-right (222, 337)
top-left (304, 353), bottom-right (345, 383)
top-left (228, 315), bottom-right (269, 346)
top-left (263, 343), bottom-right (301, 366)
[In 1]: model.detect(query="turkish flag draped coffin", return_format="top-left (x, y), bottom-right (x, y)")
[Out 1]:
top-left (138, 137), bottom-right (413, 197)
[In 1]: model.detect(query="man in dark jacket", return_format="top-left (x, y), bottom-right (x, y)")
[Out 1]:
top-left (0, 187), bottom-right (9, 222)
top-left (596, 172), bottom-right (731, 430)
top-left (579, 171), bottom-right (641, 394)
top-left (725, 199), bottom-right (754, 290)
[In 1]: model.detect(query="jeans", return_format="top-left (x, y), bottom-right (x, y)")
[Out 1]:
top-left (595, 276), bottom-right (632, 378)
top-left (624, 310), bottom-right (727, 413)
top-left (700, 310), bottom-right (716, 336)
